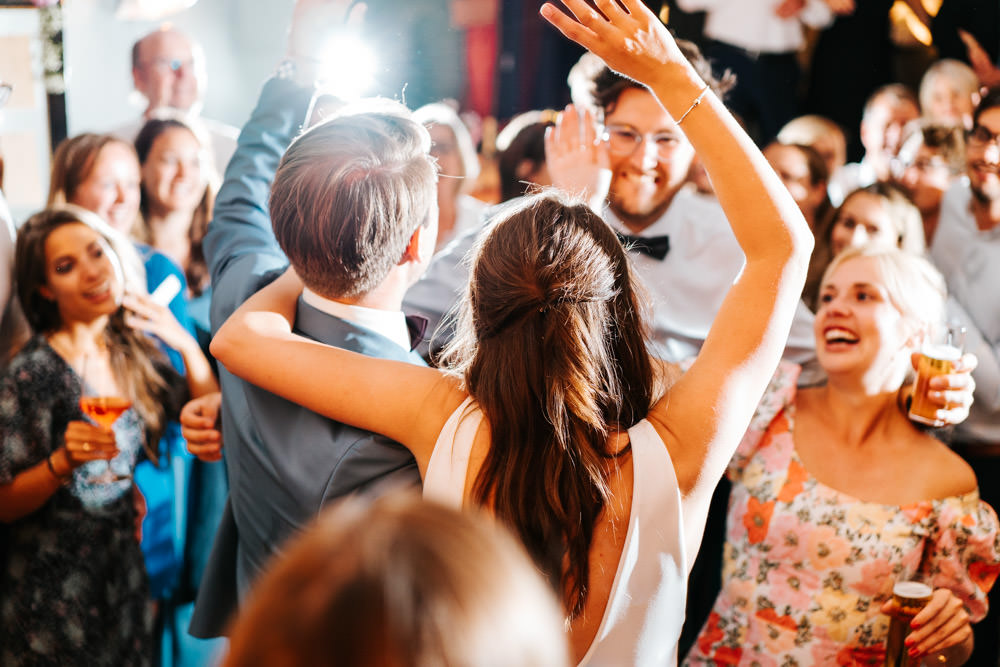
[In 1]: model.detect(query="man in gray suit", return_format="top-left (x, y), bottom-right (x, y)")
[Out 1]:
top-left (188, 0), bottom-right (438, 637)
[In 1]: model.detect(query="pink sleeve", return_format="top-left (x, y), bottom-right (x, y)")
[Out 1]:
top-left (726, 361), bottom-right (801, 480)
top-left (925, 493), bottom-right (1000, 623)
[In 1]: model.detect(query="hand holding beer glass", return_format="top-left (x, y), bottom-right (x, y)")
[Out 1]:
top-left (909, 323), bottom-right (967, 427)
top-left (882, 574), bottom-right (974, 666)
top-left (884, 575), bottom-right (933, 667)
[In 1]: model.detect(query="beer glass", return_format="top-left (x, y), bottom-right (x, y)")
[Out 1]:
top-left (908, 323), bottom-right (966, 427)
top-left (884, 576), bottom-right (933, 667)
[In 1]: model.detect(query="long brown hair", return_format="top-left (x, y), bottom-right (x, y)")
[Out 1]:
top-left (226, 493), bottom-right (569, 667)
top-left (16, 207), bottom-right (178, 458)
top-left (441, 193), bottom-right (657, 617)
top-left (134, 116), bottom-right (217, 296)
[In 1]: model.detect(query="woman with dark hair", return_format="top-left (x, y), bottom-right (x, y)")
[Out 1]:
top-left (496, 110), bottom-right (556, 202)
top-left (763, 141), bottom-right (832, 233)
top-left (211, 1), bottom-right (813, 663)
top-left (0, 206), bottom-right (217, 664)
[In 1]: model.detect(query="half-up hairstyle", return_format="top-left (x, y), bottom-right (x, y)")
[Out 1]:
top-left (16, 206), bottom-right (183, 459)
top-left (441, 192), bottom-right (657, 618)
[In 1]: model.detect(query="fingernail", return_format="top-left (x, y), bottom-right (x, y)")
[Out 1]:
top-left (909, 647), bottom-right (920, 657)
top-left (904, 637), bottom-right (915, 646)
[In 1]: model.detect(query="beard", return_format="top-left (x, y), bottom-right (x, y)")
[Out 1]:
top-left (607, 168), bottom-right (678, 232)
top-left (969, 161), bottom-right (1000, 205)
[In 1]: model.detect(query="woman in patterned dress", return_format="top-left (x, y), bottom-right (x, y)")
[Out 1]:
top-left (686, 245), bottom-right (1000, 666)
top-left (0, 206), bottom-right (216, 665)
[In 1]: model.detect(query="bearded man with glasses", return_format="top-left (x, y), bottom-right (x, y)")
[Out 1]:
top-left (929, 88), bottom-right (1000, 667)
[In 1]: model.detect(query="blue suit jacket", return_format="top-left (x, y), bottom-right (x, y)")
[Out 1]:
top-left (189, 77), bottom-right (422, 638)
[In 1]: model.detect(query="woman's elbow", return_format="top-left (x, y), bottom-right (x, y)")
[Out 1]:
top-left (209, 323), bottom-right (239, 371)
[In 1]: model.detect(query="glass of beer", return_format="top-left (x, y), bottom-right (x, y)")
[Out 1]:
top-left (908, 323), bottom-right (966, 427)
top-left (884, 576), bottom-right (933, 667)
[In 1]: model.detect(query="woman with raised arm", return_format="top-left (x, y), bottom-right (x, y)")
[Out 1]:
top-left (211, 0), bottom-right (813, 663)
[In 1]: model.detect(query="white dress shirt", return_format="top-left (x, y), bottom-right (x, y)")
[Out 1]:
top-left (675, 0), bottom-right (833, 53)
top-left (930, 178), bottom-right (1000, 443)
top-left (302, 288), bottom-right (412, 353)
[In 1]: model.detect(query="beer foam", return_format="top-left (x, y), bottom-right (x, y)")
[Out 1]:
top-left (921, 343), bottom-right (961, 361)
top-left (893, 581), bottom-right (932, 598)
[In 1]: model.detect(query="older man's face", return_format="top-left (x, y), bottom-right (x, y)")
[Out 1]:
top-left (133, 30), bottom-right (202, 114)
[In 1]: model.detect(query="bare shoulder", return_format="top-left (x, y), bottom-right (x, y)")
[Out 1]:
top-left (914, 431), bottom-right (979, 499)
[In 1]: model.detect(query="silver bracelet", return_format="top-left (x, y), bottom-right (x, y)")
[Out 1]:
top-left (675, 85), bottom-right (710, 125)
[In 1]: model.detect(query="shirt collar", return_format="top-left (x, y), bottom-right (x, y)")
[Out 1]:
top-left (302, 288), bottom-right (411, 352)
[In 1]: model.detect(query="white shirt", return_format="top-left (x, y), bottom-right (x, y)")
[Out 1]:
top-left (436, 194), bottom-right (488, 251)
top-left (405, 190), bottom-right (818, 366)
top-left (930, 178), bottom-right (1000, 443)
top-left (302, 288), bottom-right (412, 354)
top-left (605, 187), bottom-right (818, 365)
top-left (675, 0), bottom-right (833, 53)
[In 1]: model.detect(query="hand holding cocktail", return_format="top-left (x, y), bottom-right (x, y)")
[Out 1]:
top-left (61, 419), bottom-right (120, 472)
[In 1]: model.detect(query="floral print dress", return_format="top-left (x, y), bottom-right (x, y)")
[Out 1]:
top-left (685, 363), bottom-right (1000, 667)
top-left (0, 336), bottom-right (153, 666)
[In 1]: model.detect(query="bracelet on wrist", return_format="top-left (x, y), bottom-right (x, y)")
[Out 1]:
top-left (46, 452), bottom-right (71, 485)
top-left (675, 85), bottom-right (710, 126)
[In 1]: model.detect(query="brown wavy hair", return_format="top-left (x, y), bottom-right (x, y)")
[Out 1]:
top-left (16, 207), bottom-right (180, 459)
top-left (441, 192), bottom-right (657, 618)
top-left (134, 116), bottom-right (216, 297)
top-left (226, 492), bottom-right (568, 667)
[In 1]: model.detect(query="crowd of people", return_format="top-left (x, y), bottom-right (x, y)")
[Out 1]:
top-left (1, 0), bottom-right (1000, 665)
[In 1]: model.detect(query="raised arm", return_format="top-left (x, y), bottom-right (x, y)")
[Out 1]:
top-left (202, 0), bottom-right (369, 328)
top-left (543, 0), bottom-right (812, 536)
top-left (212, 270), bottom-right (465, 473)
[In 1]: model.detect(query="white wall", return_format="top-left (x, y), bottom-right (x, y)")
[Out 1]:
top-left (64, 0), bottom-right (294, 136)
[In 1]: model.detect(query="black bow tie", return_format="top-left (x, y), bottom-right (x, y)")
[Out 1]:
top-left (616, 232), bottom-right (670, 260)
top-left (405, 314), bottom-right (429, 352)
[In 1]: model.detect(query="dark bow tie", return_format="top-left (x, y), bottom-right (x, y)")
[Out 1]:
top-left (405, 314), bottom-right (429, 352)
top-left (616, 232), bottom-right (670, 261)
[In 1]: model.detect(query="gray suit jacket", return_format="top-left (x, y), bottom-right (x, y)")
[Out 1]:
top-left (189, 76), bottom-right (422, 638)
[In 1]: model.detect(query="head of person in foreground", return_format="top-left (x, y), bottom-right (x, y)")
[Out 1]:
top-left (224, 492), bottom-right (569, 667)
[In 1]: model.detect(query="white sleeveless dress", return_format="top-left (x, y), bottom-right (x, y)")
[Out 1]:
top-left (423, 398), bottom-right (688, 666)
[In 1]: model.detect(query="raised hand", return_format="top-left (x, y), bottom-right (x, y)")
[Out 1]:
top-left (774, 0), bottom-right (806, 19)
top-left (908, 352), bottom-right (977, 427)
top-left (288, 0), bottom-right (367, 62)
top-left (181, 392), bottom-right (223, 462)
top-left (545, 103), bottom-right (611, 208)
top-left (822, 0), bottom-right (855, 15)
top-left (123, 292), bottom-right (199, 353)
top-left (959, 30), bottom-right (1000, 90)
top-left (540, 0), bottom-right (691, 90)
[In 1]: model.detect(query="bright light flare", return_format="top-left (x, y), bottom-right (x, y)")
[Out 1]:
top-left (317, 33), bottom-right (376, 100)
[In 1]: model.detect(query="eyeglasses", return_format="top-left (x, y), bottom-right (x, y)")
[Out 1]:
top-left (601, 124), bottom-right (683, 160)
top-left (890, 155), bottom-right (954, 178)
top-left (966, 124), bottom-right (1000, 149)
top-left (141, 58), bottom-right (194, 74)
